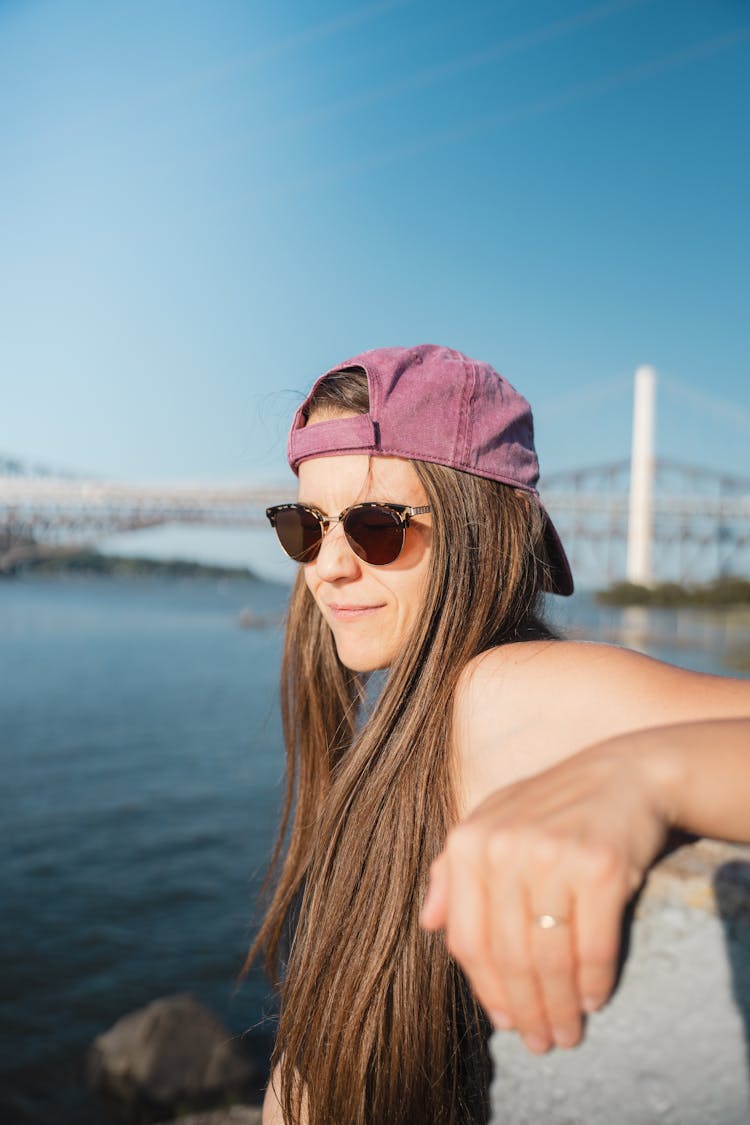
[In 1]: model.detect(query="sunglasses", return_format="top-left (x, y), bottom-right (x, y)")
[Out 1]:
top-left (265, 502), bottom-right (431, 565)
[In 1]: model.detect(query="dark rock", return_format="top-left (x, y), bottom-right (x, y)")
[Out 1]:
top-left (87, 994), bottom-right (259, 1123)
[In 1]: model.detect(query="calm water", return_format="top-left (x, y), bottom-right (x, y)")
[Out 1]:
top-left (1, 575), bottom-right (747, 1124)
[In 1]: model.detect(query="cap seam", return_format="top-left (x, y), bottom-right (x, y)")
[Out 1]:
top-left (458, 360), bottom-right (477, 465)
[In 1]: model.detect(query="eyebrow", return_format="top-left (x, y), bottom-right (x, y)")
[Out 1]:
top-left (295, 496), bottom-right (409, 513)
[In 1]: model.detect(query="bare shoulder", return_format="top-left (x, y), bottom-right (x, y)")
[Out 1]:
top-left (458, 637), bottom-right (750, 711)
top-left (453, 640), bottom-right (750, 816)
top-left (262, 1065), bottom-right (284, 1125)
top-left (263, 1059), bottom-right (309, 1124)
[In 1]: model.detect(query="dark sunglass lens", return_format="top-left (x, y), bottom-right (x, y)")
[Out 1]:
top-left (273, 508), bottom-right (321, 562)
top-left (344, 506), bottom-right (404, 565)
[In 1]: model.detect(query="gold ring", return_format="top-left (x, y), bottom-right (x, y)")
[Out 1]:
top-left (534, 913), bottom-right (568, 929)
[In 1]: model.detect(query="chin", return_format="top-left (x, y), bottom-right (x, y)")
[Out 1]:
top-left (335, 642), bottom-right (393, 674)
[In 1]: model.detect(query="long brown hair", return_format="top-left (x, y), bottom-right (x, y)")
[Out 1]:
top-left (242, 370), bottom-right (556, 1124)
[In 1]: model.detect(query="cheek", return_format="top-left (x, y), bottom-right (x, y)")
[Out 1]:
top-left (302, 567), bottom-right (328, 619)
top-left (303, 565), bottom-right (318, 598)
top-left (394, 564), bottom-right (431, 633)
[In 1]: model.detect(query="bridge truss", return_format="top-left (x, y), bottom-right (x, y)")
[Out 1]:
top-left (541, 459), bottom-right (750, 585)
top-left (0, 475), bottom-right (289, 571)
top-left (1, 457), bottom-right (749, 583)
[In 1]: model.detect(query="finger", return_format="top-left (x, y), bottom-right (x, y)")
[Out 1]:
top-left (438, 829), bottom-right (514, 1027)
top-left (528, 893), bottom-right (582, 1048)
top-left (490, 880), bottom-right (552, 1053)
top-left (575, 865), bottom-right (628, 1013)
top-left (420, 854), bottom-right (449, 931)
top-left (421, 849), bottom-right (514, 1027)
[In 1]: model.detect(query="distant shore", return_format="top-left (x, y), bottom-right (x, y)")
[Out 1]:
top-left (0, 548), bottom-right (259, 581)
top-left (596, 577), bottom-right (750, 610)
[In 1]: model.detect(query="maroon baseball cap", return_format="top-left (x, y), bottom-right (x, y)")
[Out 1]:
top-left (287, 344), bottom-right (573, 596)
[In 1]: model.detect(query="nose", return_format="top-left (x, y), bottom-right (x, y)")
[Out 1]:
top-left (311, 519), bottom-right (361, 581)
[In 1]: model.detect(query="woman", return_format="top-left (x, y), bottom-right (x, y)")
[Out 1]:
top-left (246, 344), bottom-right (750, 1125)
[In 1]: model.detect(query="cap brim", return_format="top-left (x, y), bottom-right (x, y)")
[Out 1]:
top-left (541, 509), bottom-right (574, 596)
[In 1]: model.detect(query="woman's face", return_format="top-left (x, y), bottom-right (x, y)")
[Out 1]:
top-left (297, 452), bottom-right (433, 672)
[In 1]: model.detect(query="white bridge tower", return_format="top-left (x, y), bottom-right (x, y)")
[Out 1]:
top-left (626, 364), bottom-right (656, 586)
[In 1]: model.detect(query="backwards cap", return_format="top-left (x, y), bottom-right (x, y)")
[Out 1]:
top-left (287, 344), bottom-right (573, 596)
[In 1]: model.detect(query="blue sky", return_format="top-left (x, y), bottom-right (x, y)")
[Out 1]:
top-left (1, 0), bottom-right (748, 576)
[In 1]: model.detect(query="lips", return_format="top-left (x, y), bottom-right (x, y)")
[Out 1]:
top-left (327, 603), bottom-right (385, 621)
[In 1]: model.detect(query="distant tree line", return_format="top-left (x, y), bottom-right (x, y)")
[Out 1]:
top-left (2, 548), bottom-right (258, 580)
top-left (597, 577), bottom-right (750, 608)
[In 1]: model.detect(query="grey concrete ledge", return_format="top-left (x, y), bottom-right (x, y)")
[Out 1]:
top-left (490, 838), bottom-right (750, 1124)
top-left (155, 1106), bottom-right (262, 1125)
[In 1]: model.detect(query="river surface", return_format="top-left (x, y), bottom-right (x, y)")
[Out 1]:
top-left (1, 575), bottom-right (748, 1124)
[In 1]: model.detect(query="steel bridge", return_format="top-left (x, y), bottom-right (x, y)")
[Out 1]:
top-left (540, 458), bottom-right (750, 585)
top-left (0, 472), bottom-right (290, 571)
top-left (2, 459), bottom-right (748, 582)
top-left (2, 371), bottom-right (749, 582)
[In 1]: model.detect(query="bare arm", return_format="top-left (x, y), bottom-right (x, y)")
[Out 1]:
top-left (454, 640), bottom-right (750, 814)
top-left (639, 715), bottom-right (750, 840)
top-left (421, 642), bottom-right (750, 1056)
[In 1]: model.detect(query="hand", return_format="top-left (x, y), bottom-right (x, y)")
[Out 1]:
top-left (419, 739), bottom-right (672, 1054)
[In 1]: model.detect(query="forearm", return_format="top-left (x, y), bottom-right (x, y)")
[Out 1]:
top-left (427, 699), bottom-right (750, 1056)
top-left (619, 717), bottom-right (750, 844)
